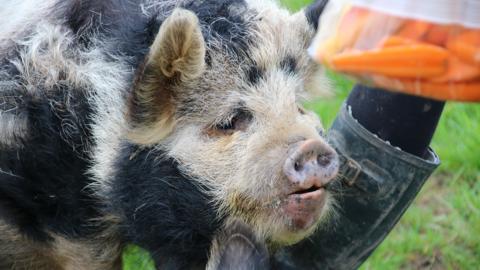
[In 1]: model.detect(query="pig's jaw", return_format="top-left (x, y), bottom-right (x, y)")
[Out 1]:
top-left (227, 188), bottom-right (335, 247)
top-left (282, 188), bottom-right (327, 231)
top-left (268, 190), bottom-right (334, 246)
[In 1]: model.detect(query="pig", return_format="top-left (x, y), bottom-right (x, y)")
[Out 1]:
top-left (0, 0), bottom-right (336, 269)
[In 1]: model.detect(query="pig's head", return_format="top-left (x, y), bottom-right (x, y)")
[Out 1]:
top-left (125, 0), bottom-right (336, 247)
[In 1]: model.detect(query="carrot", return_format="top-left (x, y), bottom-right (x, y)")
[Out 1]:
top-left (378, 36), bottom-right (418, 48)
top-left (332, 63), bottom-right (446, 78)
top-left (397, 21), bottom-right (432, 40)
top-left (446, 31), bottom-right (480, 65)
top-left (424, 25), bottom-right (451, 46)
top-left (339, 7), bottom-right (370, 31)
top-left (330, 45), bottom-right (449, 78)
top-left (335, 7), bottom-right (370, 50)
top-left (454, 30), bottom-right (480, 44)
top-left (431, 56), bottom-right (480, 83)
top-left (331, 45), bottom-right (449, 64)
top-left (314, 7), bottom-right (369, 61)
top-left (373, 76), bottom-right (480, 102)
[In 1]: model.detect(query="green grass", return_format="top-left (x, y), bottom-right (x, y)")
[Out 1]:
top-left (279, 0), bottom-right (312, 11)
top-left (123, 245), bottom-right (155, 270)
top-left (123, 1), bottom-right (480, 269)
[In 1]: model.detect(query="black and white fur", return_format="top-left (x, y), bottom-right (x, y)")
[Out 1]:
top-left (0, 0), bottom-right (330, 269)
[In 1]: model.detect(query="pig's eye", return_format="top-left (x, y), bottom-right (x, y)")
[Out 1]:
top-left (215, 109), bottom-right (253, 134)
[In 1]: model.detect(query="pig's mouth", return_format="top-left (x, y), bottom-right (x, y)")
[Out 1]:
top-left (282, 184), bottom-right (328, 231)
top-left (290, 185), bottom-right (322, 195)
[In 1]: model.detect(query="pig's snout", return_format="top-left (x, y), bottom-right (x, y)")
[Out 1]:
top-left (284, 139), bottom-right (338, 189)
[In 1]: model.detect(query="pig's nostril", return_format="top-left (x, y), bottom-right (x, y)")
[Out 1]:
top-left (317, 154), bottom-right (332, 167)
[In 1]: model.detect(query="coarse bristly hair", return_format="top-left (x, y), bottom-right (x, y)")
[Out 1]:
top-left (0, 0), bottom-right (336, 269)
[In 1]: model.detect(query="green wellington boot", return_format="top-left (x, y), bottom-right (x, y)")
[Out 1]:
top-left (273, 103), bottom-right (440, 269)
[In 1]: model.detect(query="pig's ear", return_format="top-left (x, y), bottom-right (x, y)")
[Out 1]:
top-left (127, 8), bottom-right (206, 145)
top-left (149, 8), bottom-right (206, 81)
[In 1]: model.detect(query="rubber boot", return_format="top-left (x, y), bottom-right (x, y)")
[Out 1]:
top-left (273, 103), bottom-right (440, 270)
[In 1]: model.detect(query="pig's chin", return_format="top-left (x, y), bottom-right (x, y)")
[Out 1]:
top-left (269, 189), bottom-right (330, 245)
top-left (227, 186), bottom-right (332, 246)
